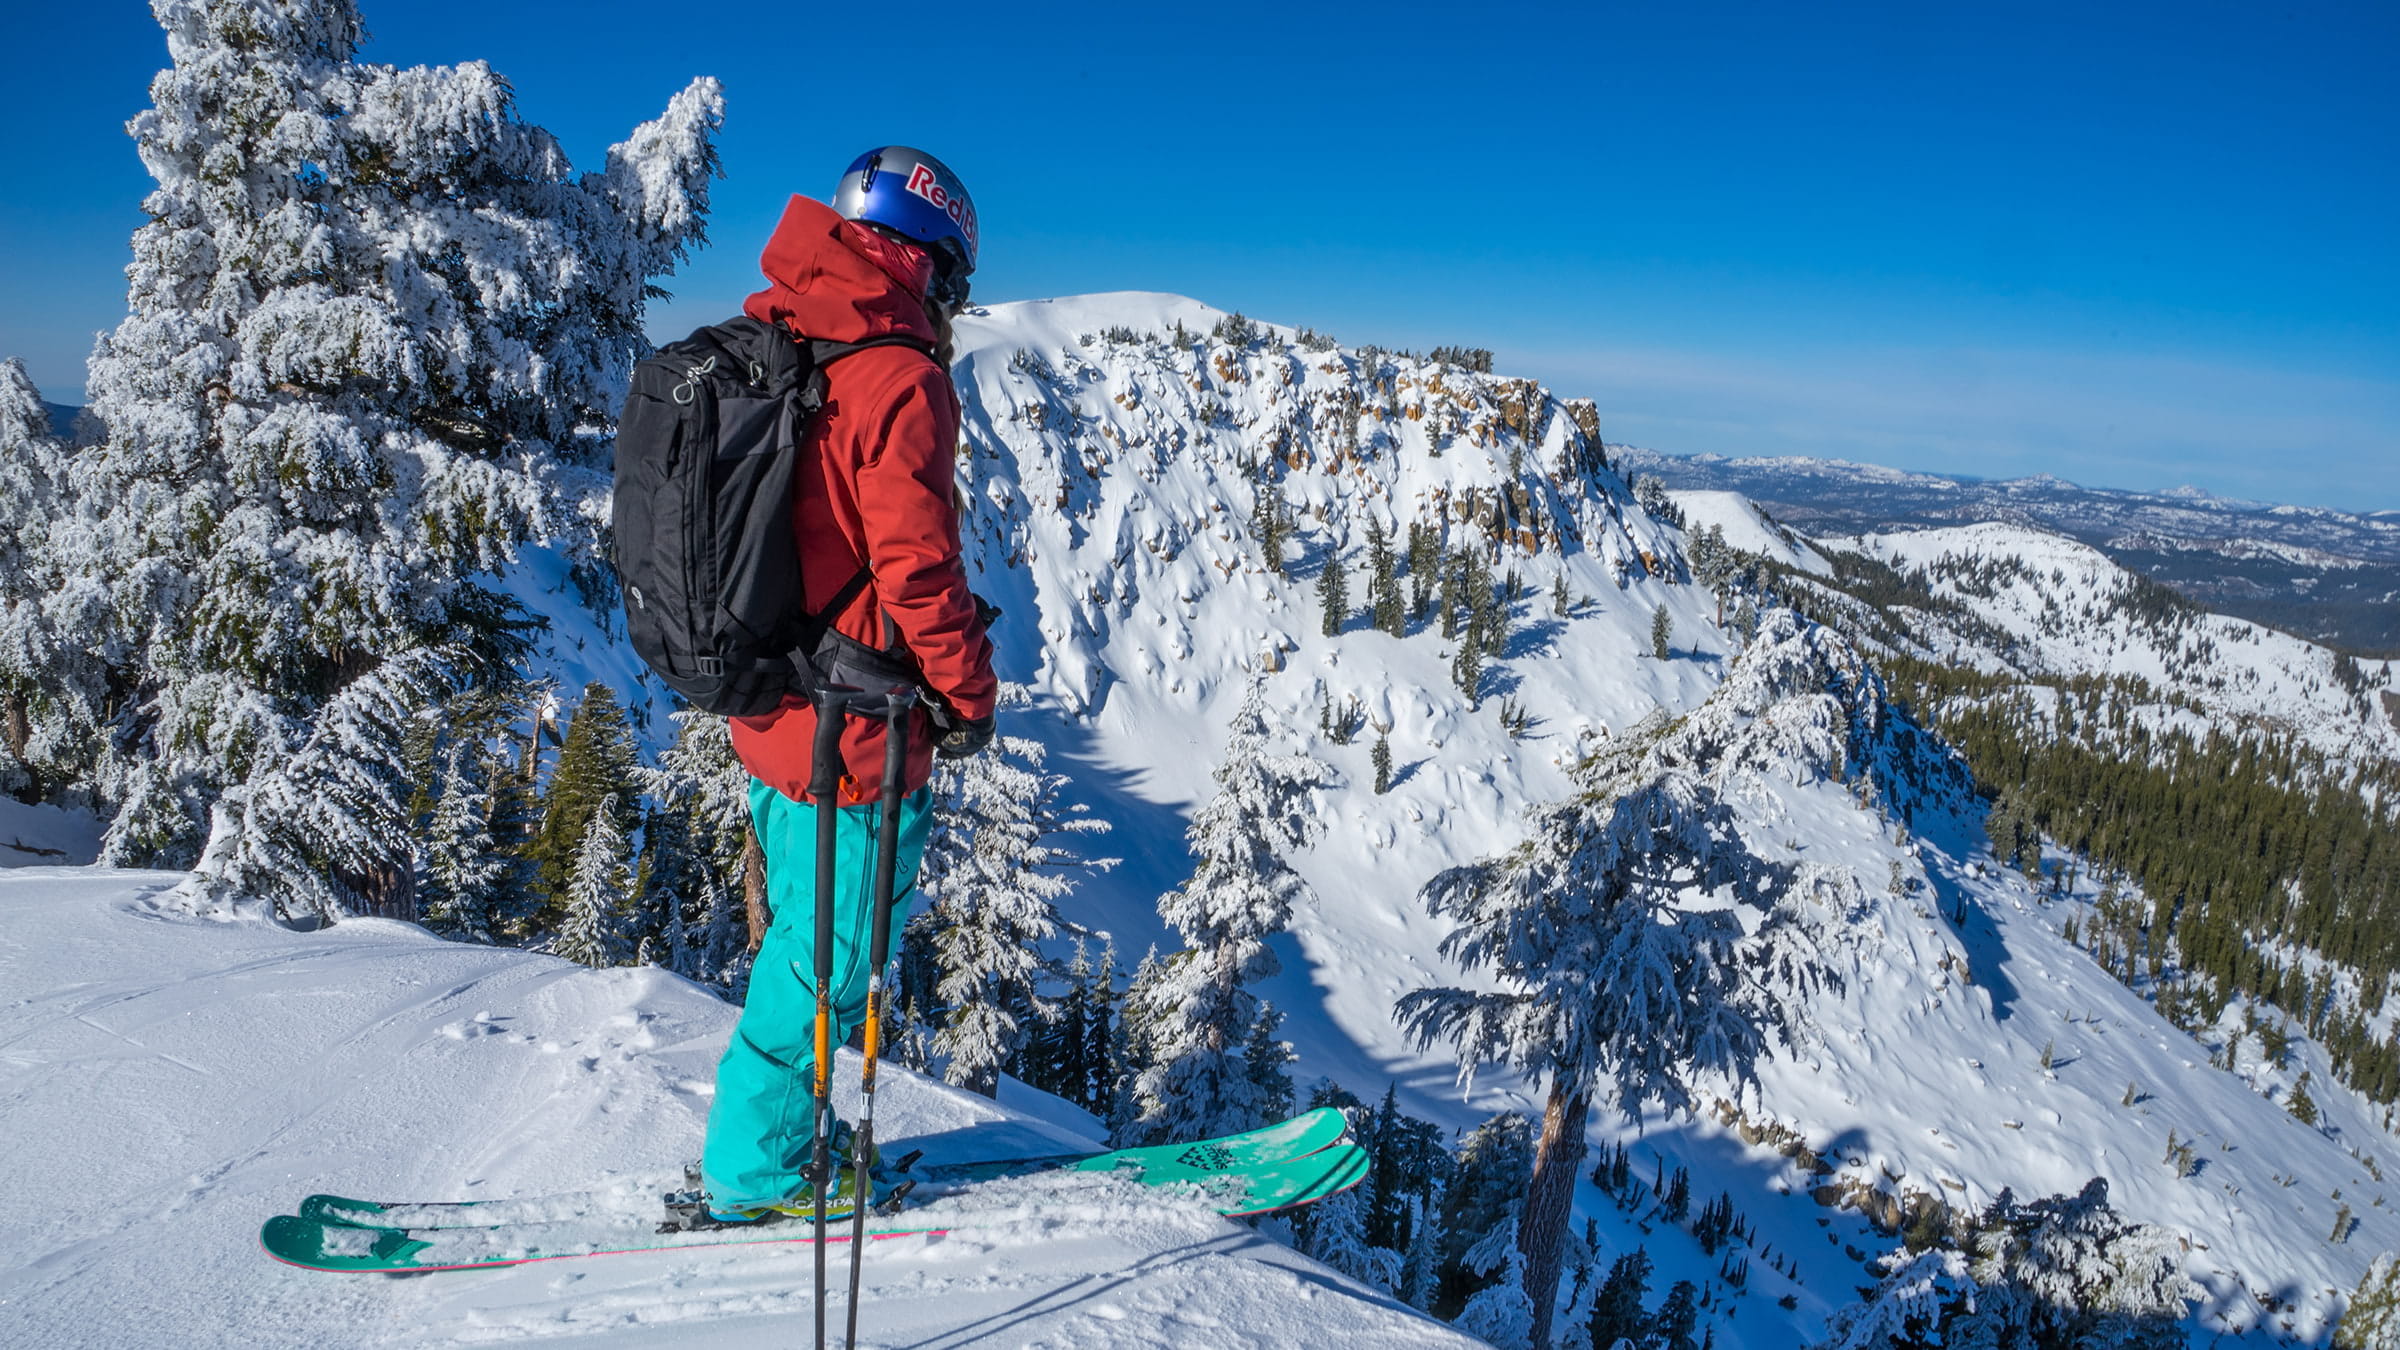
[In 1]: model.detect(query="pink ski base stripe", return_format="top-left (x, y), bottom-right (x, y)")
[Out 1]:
top-left (257, 1223), bottom-right (944, 1274)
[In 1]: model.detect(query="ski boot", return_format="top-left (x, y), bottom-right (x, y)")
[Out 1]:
top-left (661, 1121), bottom-right (879, 1231)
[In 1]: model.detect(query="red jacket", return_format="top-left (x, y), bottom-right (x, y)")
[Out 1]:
top-left (728, 195), bottom-right (997, 805)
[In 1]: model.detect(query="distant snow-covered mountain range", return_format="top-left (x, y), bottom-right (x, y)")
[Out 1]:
top-left (1615, 446), bottom-right (2400, 656)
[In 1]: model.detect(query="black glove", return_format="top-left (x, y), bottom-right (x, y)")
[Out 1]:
top-left (935, 712), bottom-right (995, 760)
top-left (972, 593), bottom-right (1003, 630)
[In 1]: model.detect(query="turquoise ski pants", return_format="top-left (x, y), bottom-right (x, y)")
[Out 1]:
top-left (701, 777), bottom-right (932, 1208)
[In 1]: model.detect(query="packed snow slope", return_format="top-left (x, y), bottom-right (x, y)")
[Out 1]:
top-left (0, 868), bottom-right (1478, 1349)
top-left (930, 295), bottom-right (2398, 1343)
top-left (1669, 488), bottom-right (1833, 577)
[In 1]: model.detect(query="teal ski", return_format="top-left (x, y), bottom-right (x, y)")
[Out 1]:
top-left (296, 1105), bottom-right (1350, 1231)
top-left (262, 1142), bottom-right (1369, 1274)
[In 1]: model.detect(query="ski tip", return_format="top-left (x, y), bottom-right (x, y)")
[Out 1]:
top-left (260, 1214), bottom-right (343, 1272)
top-left (261, 1213), bottom-right (458, 1274)
top-left (1221, 1142), bottom-right (1373, 1219)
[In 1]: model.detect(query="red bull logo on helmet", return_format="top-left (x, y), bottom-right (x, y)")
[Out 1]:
top-left (904, 163), bottom-right (978, 256)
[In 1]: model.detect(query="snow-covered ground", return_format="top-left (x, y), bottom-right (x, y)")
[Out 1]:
top-left (0, 868), bottom-right (1477, 1348)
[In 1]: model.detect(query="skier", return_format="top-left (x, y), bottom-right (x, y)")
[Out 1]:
top-left (701, 147), bottom-right (998, 1223)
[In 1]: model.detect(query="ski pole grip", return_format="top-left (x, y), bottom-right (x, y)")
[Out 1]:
top-left (880, 687), bottom-right (917, 787)
top-left (807, 684), bottom-right (859, 803)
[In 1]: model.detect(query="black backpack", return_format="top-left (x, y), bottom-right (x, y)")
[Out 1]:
top-left (612, 317), bottom-right (932, 717)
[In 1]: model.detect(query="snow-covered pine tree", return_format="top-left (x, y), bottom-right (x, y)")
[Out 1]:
top-left (1582, 1247), bottom-right (1654, 1350)
top-left (919, 701), bottom-right (1114, 1097)
top-left (556, 792), bottom-right (631, 968)
top-left (1306, 1182), bottom-right (1402, 1292)
top-left (1030, 938), bottom-right (1120, 1113)
top-left (2340, 1253), bottom-right (2400, 1350)
top-left (1108, 944), bottom-right (1167, 1140)
top-left (1243, 998), bottom-right (1296, 1128)
top-left (56, 0), bottom-right (718, 901)
top-left (697, 876), bottom-right (750, 997)
top-left (1474, 550), bottom-right (1509, 660)
top-left (1023, 937), bottom-right (1092, 1102)
top-left (1407, 521), bottom-right (1439, 620)
top-left (174, 646), bottom-right (456, 919)
top-left (420, 741), bottom-right (505, 942)
top-left (1453, 1215), bottom-right (1536, 1350)
top-left (1319, 547), bottom-right (1350, 637)
top-left (528, 683), bottom-right (640, 930)
top-left (1369, 516), bottom-right (1404, 636)
top-left (1452, 630), bottom-right (1487, 706)
top-left (1082, 940), bottom-right (1119, 1115)
top-left (636, 708), bottom-right (751, 983)
top-left (0, 359), bottom-right (75, 795)
top-left (1440, 543), bottom-right (1468, 641)
top-left (1252, 486), bottom-right (1289, 578)
top-left (1401, 1182), bottom-right (1448, 1310)
top-left (1125, 684), bottom-right (1330, 1144)
top-left (1398, 718), bottom-right (1835, 1347)
top-left (1816, 1179), bottom-right (2193, 1349)
top-left (1439, 1111), bottom-right (1534, 1315)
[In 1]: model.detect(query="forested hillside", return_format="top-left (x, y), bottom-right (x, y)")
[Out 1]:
top-left (1715, 510), bottom-right (2400, 1129)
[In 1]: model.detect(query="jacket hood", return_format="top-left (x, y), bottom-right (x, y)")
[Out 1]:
top-left (743, 195), bottom-right (937, 344)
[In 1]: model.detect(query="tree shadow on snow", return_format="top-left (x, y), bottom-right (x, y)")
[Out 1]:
top-left (1502, 616), bottom-right (1566, 661)
top-left (1918, 866), bottom-right (2021, 1023)
top-left (1475, 665), bottom-right (1525, 703)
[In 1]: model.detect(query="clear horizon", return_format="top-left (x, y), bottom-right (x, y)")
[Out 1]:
top-left (4, 1), bottom-right (2394, 513)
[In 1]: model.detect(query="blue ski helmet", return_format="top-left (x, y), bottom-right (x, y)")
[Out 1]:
top-left (833, 146), bottom-right (978, 306)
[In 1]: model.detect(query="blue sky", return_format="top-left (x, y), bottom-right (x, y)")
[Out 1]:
top-left (3, 1), bottom-right (2394, 510)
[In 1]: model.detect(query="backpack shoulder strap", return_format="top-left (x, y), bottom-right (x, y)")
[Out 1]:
top-left (783, 331), bottom-right (941, 657)
top-left (802, 334), bottom-right (936, 403)
top-left (807, 333), bottom-right (937, 365)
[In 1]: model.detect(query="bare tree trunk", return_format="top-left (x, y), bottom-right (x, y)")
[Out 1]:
top-left (1519, 1081), bottom-right (1590, 1349)
top-left (2, 692), bottom-right (28, 762)
top-left (741, 827), bottom-right (768, 953)
top-left (348, 859), bottom-right (416, 923)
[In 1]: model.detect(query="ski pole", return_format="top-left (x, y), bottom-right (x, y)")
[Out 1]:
top-left (845, 685), bottom-right (916, 1350)
top-left (805, 684), bottom-right (855, 1350)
